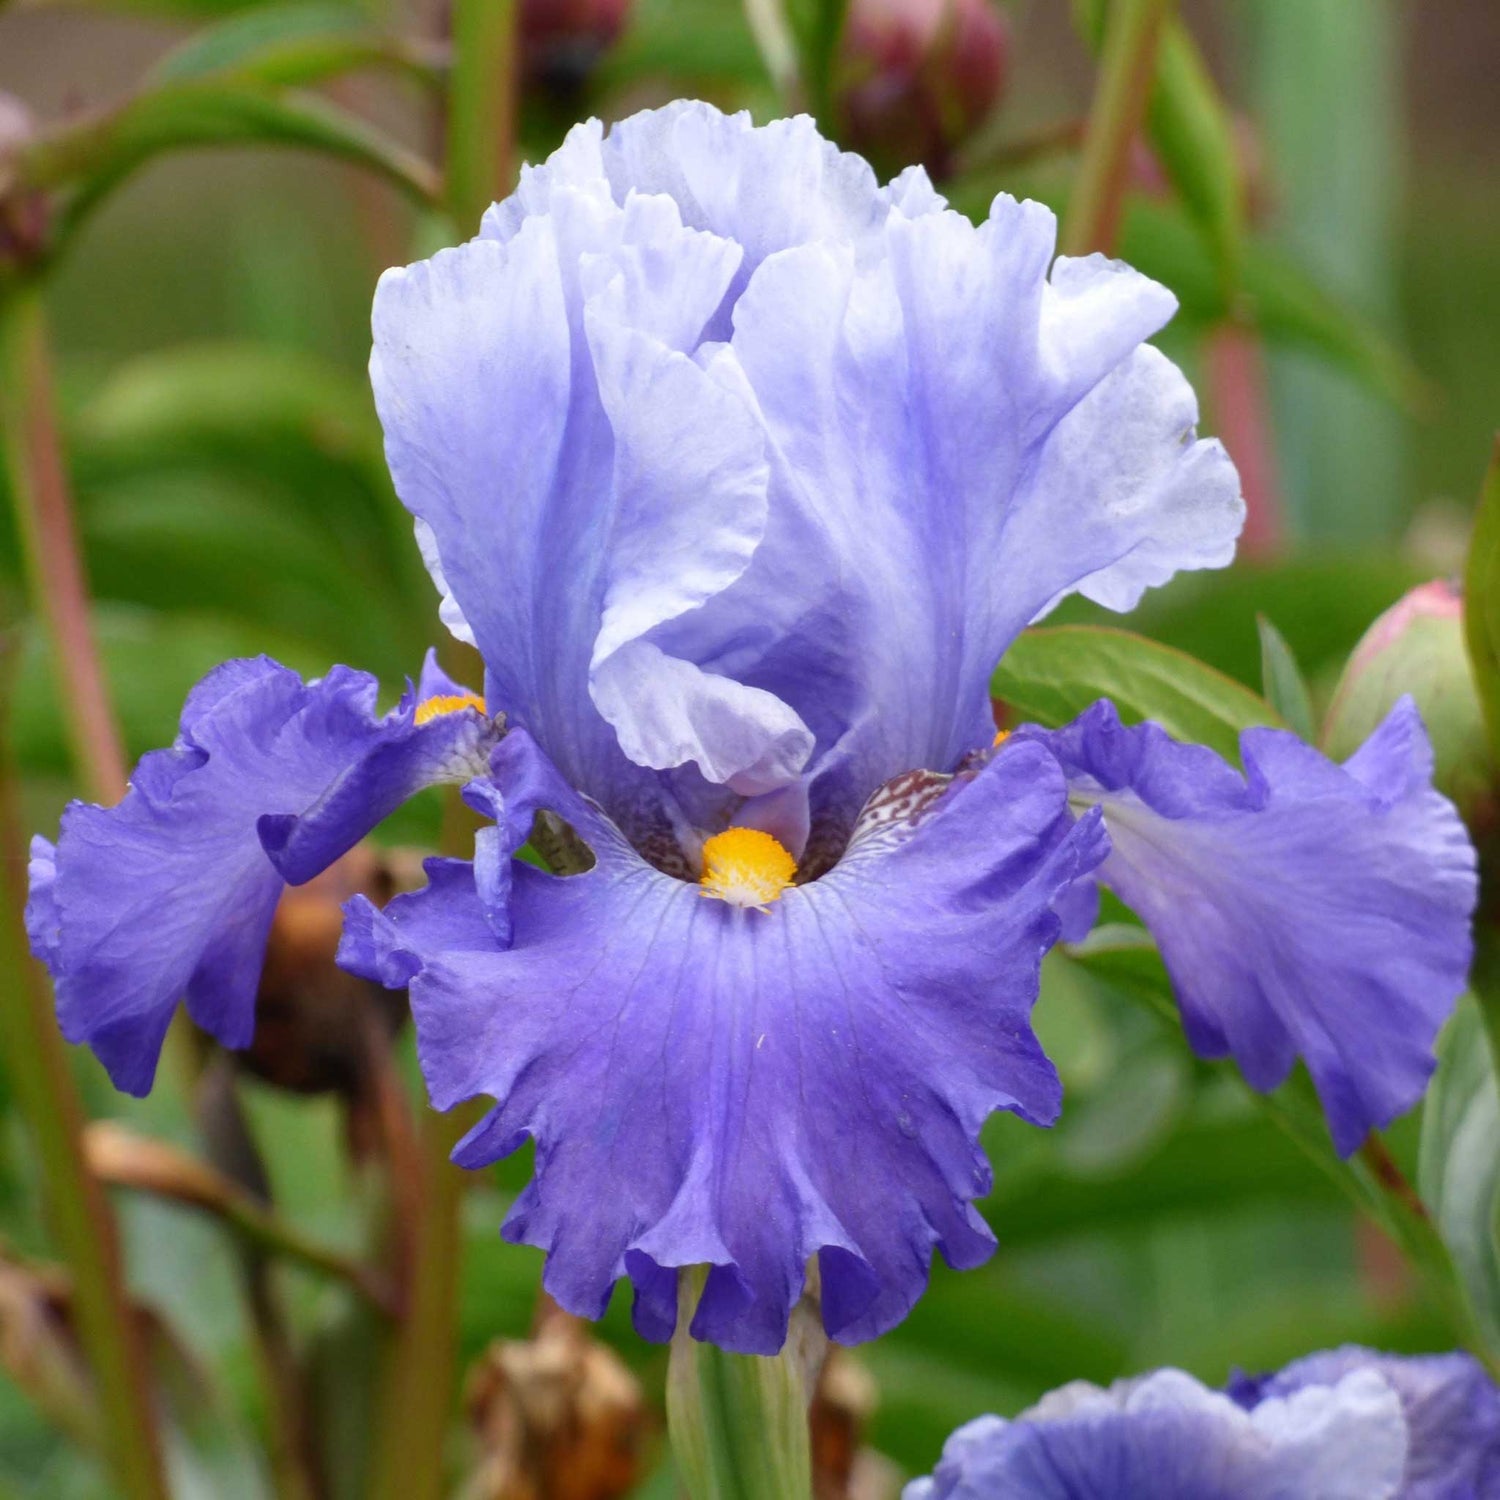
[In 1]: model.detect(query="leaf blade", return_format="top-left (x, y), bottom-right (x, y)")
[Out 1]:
top-left (993, 624), bottom-right (1283, 763)
top-left (1257, 613), bottom-right (1315, 741)
top-left (1462, 437), bottom-right (1500, 763)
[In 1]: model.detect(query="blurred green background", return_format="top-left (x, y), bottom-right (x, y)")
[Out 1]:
top-left (0, 0), bottom-right (1497, 1495)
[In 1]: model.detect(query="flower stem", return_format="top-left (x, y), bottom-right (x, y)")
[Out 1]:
top-left (0, 640), bottom-right (166, 1499)
top-left (667, 1268), bottom-right (824, 1500)
top-left (362, 883), bottom-right (475, 1500)
top-left (0, 286), bottom-right (127, 804)
top-left (1061, 0), bottom-right (1174, 258)
top-left (443, 0), bottom-right (520, 234)
top-left (367, 1110), bottom-right (472, 1500)
top-left (84, 1121), bottom-right (396, 1316)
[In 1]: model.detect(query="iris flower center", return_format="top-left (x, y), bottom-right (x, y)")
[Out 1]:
top-left (698, 828), bottom-right (797, 912)
top-left (414, 692), bottom-right (486, 725)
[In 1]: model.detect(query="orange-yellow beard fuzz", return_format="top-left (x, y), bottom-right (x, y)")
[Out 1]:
top-left (698, 827), bottom-right (798, 913)
top-left (415, 691), bottom-right (486, 726)
top-left (992, 728), bottom-right (1011, 747)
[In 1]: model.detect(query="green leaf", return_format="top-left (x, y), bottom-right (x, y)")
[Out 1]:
top-left (1073, 925), bottom-right (1497, 1366)
top-left (14, 81), bottom-right (440, 265)
top-left (1116, 200), bottom-right (1428, 411)
top-left (1071, 5), bottom-right (1245, 295)
top-left (783, 0), bottom-right (849, 126)
top-left (68, 342), bottom-right (431, 672)
top-left (1256, 614), bottom-right (1315, 741)
top-left (601, 0), bottom-right (765, 87)
top-left (1463, 438), bottom-right (1500, 763)
top-left (146, 2), bottom-right (441, 91)
top-left (1419, 997), bottom-right (1500, 1354)
top-left (1112, 554), bottom-right (1424, 692)
top-left (992, 624), bottom-right (1282, 763)
top-left (32, 0), bottom-right (291, 14)
top-left (1146, 22), bottom-right (1245, 296)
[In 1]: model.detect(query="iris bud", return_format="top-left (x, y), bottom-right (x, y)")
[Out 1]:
top-left (0, 93), bottom-right (47, 272)
top-left (521, 0), bottom-right (633, 93)
top-left (836, 0), bottom-right (1010, 181)
top-left (1323, 580), bottom-right (1493, 817)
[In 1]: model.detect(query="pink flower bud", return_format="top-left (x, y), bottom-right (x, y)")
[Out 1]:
top-left (1323, 580), bottom-right (1493, 816)
top-left (0, 93), bottom-right (47, 270)
top-left (837, 0), bottom-right (1010, 181)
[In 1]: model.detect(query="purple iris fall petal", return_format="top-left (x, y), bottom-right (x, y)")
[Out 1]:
top-left (904, 1365), bottom-right (1412, 1500)
top-left (1019, 698), bottom-right (1477, 1154)
top-left (340, 731), bottom-right (1107, 1353)
top-left (24, 654), bottom-right (499, 1095)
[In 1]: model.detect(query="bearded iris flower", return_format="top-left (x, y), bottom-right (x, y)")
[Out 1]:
top-left (905, 1346), bottom-right (1500, 1499)
top-left (26, 103), bottom-right (1475, 1353)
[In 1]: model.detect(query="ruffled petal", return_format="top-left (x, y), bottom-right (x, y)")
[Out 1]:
top-left (382, 103), bottom-right (1237, 857)
top-left (1228, 1346), bottom-right (1500, 1500)
top-left (1019, 699), bottom-right (1477, 1154)
top-left (904, 1368), bottom-right (1408, 1500)
top-left (373, 167), bottom-right (808, 824)
top-left (714, 194), bottom-right (1241, 831)
top-left (340, 732), bottom-right (1106, 1353)
top-left (484, 105), bottom-right (893, 284)
top-left (24, 656), bottom-right (497, 1094)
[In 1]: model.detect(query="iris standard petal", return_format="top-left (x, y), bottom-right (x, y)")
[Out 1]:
top-left (1228, 1347), bottom-right (1500, 1500)
top-left (339, 732), bottom-right (1106, 1354)
top-left (904, 1368), bottom-right (1409, 1500)
top-left (713, 192), bottom-right (1242, 831)
top-left (1020, 699), bottom-right (1477, 1155)
top-left (24, 656), bottom-right (497, 1094)
top-left (377, 102), bottom-right (1239, 852)
top-left (482, 103), bottom-right (894, 333)
top-left (373, 171), bottom-right (815, 824)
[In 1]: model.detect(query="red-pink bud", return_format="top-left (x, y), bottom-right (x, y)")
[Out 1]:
top-left (837, 0), bottom-right (1010, 181)
top-left (1323, 580), bottom-right (1492, 816)
top-left (521, 0), bottom-right (633, 92)
top-left (0, 93), bottom-right (47, 271)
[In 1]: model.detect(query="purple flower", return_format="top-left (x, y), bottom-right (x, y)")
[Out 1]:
top-left (1228, 1347), bottom-right (1500, 1500)
top-left (908, 1348), bottom-right (1500, 1499)
top-left (1017, 700), bottom-right (1476, 1155)
top-left (25, 652), bottom-right (500, 1095)
top-left (355, 101), bottom-right (1245, 1350)
top-left (341, 729), bottom-right (1104, 1351)
top-left (26, 101), bottom-right (1475, 1353)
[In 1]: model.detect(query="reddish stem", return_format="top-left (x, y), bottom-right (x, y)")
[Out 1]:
top-left (1205, 320), bottom-right (1286, 559)
top-left (2, 292), bottom-right (127, 803)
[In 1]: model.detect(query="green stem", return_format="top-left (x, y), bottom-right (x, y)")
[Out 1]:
top-left (0, 288), bottom-right (127, 804)
top-left (1061, 0), bottom-right (1175, 258)
top-left (666, 1268), bottom-right (823, 1500)
top-left (443, 0), bottom-right (519, 233)
top-left (0, 644), bottom-right (167, 1498)
top-left (365, 1108), bottom-right (471, 1500)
